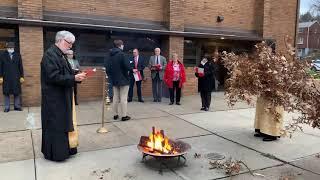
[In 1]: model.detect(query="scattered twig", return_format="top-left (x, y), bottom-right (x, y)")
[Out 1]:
top-left (194, 153), bottom-right (202, 159)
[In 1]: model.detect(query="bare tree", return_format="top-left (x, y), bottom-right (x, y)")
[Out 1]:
top-left (311, 0), bottom-right (320, 16)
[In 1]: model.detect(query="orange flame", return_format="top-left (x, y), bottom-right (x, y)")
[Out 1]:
top-left (146, 129), bottom-right (174, 154)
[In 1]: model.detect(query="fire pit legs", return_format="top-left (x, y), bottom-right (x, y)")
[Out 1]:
top-left (141, 153), bottom-right (187, 172)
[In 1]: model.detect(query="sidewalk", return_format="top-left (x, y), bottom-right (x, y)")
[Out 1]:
top-left (0, 92), bottom-right (320, 180)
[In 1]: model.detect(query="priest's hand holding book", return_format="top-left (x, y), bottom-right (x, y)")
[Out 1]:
top-left (75, 72), bottom-right (87, 82)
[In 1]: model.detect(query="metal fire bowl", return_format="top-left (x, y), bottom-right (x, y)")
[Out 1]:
top-left (137, 136), bottom-right (191, 158)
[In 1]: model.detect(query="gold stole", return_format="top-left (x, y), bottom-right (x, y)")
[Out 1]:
top-left (69, 93), bottom-right (79, 148)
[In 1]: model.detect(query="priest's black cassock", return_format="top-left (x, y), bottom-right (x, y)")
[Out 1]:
top-left (40, 45), bottom-right (77, 161)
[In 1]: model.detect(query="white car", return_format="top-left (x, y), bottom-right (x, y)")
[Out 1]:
top-left (311, 59), bottom-right (320, 71)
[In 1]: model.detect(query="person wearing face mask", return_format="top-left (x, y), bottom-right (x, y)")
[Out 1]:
top-left (195, 55), bottom-right (214, 111)
top-left (66, 50), bottom-right (81, 105)
top-left (0, 42), bottom-right (24, 112)
top-left (40, 30), bottom-right (87, 161)
top-left (106, 39), bottom-right (132, 121)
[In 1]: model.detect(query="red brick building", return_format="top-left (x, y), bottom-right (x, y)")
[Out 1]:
top-left (0, 0), bottom-right (299, 106)
top-left (297, 21), bottom-right (320, 58)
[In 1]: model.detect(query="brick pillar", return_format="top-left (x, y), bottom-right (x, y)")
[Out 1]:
top-left (262, 0), bottom-right (272, 39)
top-left (19, 26), bottom-right (43, 106)
top-left (167, 0), bottom-right (185, 31)
top-left (166, 0), bottom-right (185, 60)
top-left (18, 0), bottom-right (43, 19)
top-left (168, 36), bottom-right (184, 61)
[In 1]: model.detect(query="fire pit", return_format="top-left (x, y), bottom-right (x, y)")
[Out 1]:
top-left (137, 127), bottom-right (191, 171)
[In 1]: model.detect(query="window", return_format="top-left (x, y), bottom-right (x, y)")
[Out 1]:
top-left (44, 28), bottom-right (162, 66)
top-left (298, 37), bottom-right (304, 44)
top-left (0, 25), bottom-right (19, 53)
top-left (299, 28), bottom-right (304, 33)
top-left (298, 49), bottom-right (303, 56)
top-left (183, 39), bottom-right (198, 67)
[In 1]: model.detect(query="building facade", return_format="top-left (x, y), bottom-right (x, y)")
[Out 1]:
top-left (0, 0), bottom-right (299, 106)
top-left (297, 21), bottom-right (320, 58)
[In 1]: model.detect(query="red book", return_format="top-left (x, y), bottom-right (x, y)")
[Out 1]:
top-left (84, 68), bottom-right (96, 77)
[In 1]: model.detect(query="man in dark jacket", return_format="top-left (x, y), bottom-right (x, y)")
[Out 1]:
top-left (41, 30), bottom-right (86, 161)
top-left (128, 48), bottom-right (145, 102)
top-left (106, 40), bottom-right (132, 121)
top-left (0, 42), bottom-right (24, 112)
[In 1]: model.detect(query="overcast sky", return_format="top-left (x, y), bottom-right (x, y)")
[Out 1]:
top-left (300, 0), bottom-right (314, 14)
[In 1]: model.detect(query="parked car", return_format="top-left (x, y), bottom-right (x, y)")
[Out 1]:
top-left (311, 59), bottom-right (320, 71)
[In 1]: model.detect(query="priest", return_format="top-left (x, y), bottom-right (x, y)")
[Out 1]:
top-left (40, 30), bottom-right (86, 161)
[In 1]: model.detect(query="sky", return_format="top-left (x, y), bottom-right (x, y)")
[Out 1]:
top-left (300, 0), bottom-right (314, 14)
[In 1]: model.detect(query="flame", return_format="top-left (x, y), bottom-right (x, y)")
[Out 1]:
top-left (146, 129), bottom-right (175, 154)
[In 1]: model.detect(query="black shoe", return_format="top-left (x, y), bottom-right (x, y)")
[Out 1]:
top-left (121, 116), bottom-right (131, 121)
top-left (169, 102), bottom-right (174, 105)
top-left (113, 115), bottom-right (119, 120)
top-left (176, 102), bottom-right (181, 105)
top-left (138, 99), bottom-right (144, 103)
top-left (14, 107), bottom-right (22, 111)
top-left (158, 99), bottom-right (162, 102)
top-left (200, 107), bottom-right (206, 111)
top-left (263, 135), bottom-right (277, 141)
top-left (204, 107), bottom-right (209, 111)
top-left (254, 133), bottom-right (263, 137)
top-left (75, 102), bottom-right (79, 106)
top-left (153, 99), bottom-right (157, 102)
top-left (128, 99), bottom-right (132, 103)
top-left (4, 109), bottom-right (9, 113)
top-left (69, 148), bottom-right (77, 155)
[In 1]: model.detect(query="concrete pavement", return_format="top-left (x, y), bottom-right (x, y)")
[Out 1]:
top-left (0, 93), bottom-right (320, 180)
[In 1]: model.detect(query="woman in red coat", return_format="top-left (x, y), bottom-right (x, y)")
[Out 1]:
top-left (164, 53), bottom-right (186, 105)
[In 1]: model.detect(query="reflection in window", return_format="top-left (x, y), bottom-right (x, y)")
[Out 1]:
top-left (44, 29), bottom-right (162, 66)
top-left (0, 26), bottom-right (18, 53)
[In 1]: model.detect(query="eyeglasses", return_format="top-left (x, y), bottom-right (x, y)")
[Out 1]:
top-left (64, 39), bottom-right (73, 45)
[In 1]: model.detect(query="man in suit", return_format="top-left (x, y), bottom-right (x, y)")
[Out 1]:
top-left (0, 42), bottom-right (24, 112)
top-left (128, 48), bottom-right (145, 102)
top-left (149, 48), bottom-right (167, 102)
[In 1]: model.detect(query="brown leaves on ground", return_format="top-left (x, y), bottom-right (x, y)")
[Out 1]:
top-left (222, 36), bottom-right (320, 130)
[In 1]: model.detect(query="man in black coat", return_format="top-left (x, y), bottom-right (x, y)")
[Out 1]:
top-left (0, 42), bottom-right (24, 112)
top-left (41, 30), bottom-right (86, 161)
top-left (128, 48), bottom-right (145, 102)
top-left (106, 39), bottom-right (132, 121)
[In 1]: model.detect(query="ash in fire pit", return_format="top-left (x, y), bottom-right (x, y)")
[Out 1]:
top-left (137, 127), bottom-right (191, 172)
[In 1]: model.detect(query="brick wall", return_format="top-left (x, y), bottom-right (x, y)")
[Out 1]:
top-left (19, 26), bottom-right (43, 106)
top-left (263, 0), bottom-right (298, 52)
top-left (18, 0), bottom-right (43, 19)
top-left (43, 0), bottom-right (165, 22)
top-left (184, 0), bottom-right (262, 31)
top-left (0, 0), bottom-right (16, 6)
top-left (167, 0), bottom-right (185, 31)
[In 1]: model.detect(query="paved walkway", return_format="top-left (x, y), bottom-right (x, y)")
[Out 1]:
top-left (0, 92), bottom-right (320, 180)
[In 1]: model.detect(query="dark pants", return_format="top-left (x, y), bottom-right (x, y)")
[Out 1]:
top-left (107, 75), bottom-right (113, 99)
top-left (152, 74), bottom-right (162, 101)
top-left (128, 79), bottom-right (142, 101)
top-left (200, 91), bottom-right (211, 108)
top-left (169, 81), bottom-right (181, 103)
top-left (4, 94), bottom-right (21, 110)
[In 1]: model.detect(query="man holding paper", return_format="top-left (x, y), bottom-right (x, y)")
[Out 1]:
top-left (149, 48), bottom-right (167, 102)
top-left (128, 49), bottom-right (145, 102)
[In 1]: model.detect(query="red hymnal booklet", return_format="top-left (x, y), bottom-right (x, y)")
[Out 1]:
top-left (195, 67), bottom-right (204, 77)
top-left (84, 68), bottom-right (96, 77)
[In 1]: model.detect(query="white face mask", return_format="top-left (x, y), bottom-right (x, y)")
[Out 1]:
top-left (120, 45), bottom-right (124, 50)
top-left (7, 48), bottom-right (14, 53)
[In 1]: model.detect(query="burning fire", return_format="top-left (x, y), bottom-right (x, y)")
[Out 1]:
top-left (146, 127), bottom-right (177, 154)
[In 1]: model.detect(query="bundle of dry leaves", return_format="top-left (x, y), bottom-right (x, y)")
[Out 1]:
top-left (222, 36), bottom-right (320, 131)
